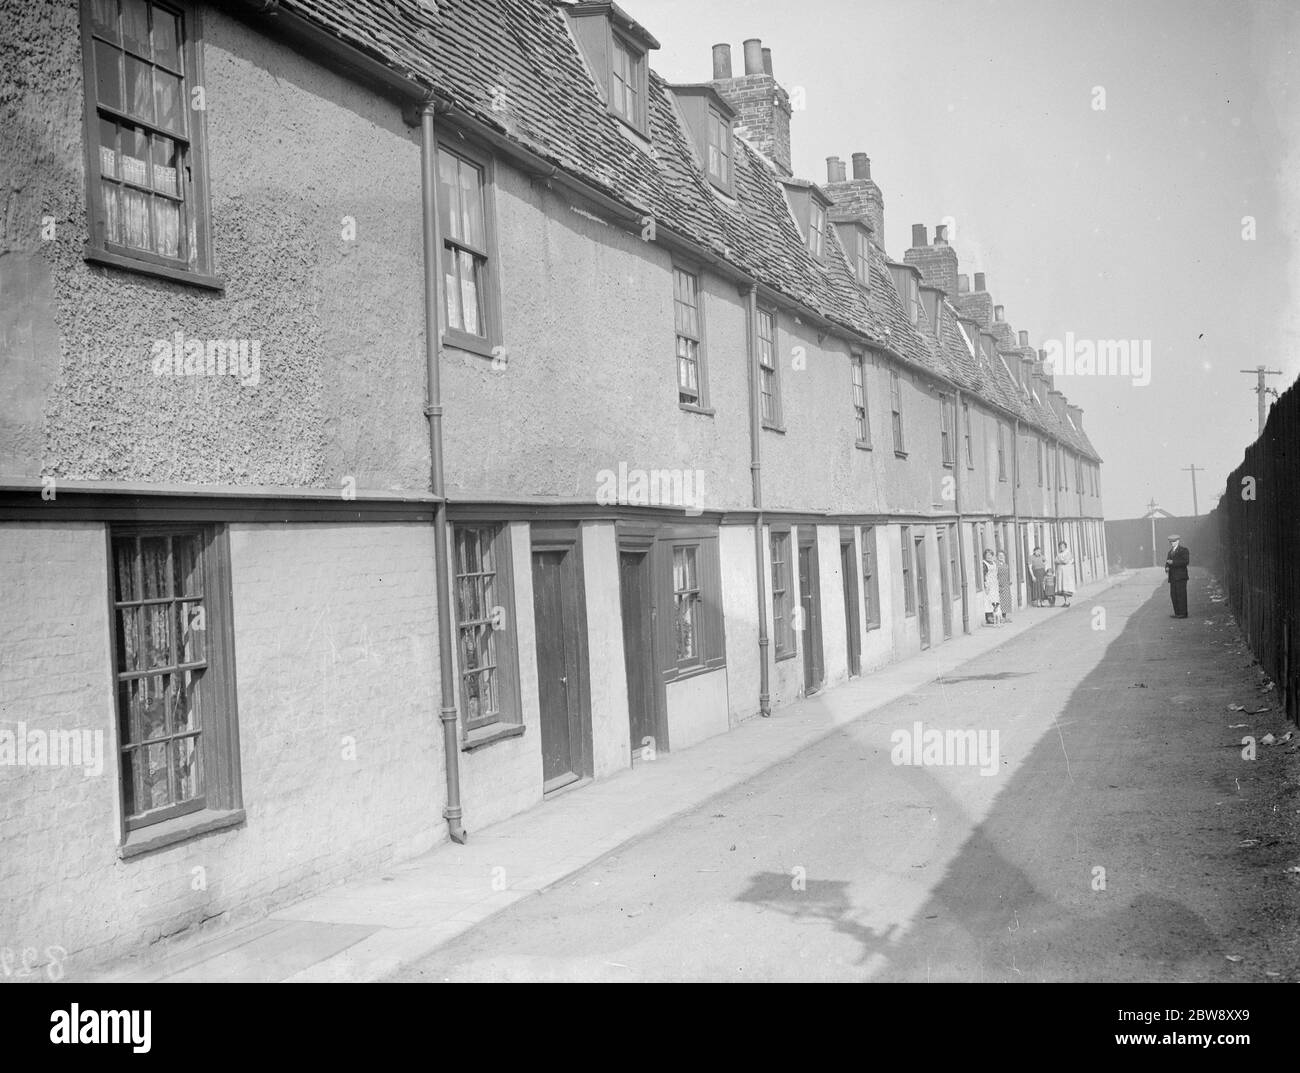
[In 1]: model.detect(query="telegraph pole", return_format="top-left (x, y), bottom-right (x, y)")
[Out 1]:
top-left (1181, 464), bottom-right (1202, 516)
top-left (1146, 497), bottom-right (1158, 568)
top-left (1239, 366), bottom-right (1283, 436)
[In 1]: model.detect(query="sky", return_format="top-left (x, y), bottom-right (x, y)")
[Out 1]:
top-left (628, 0), bottom-right (1300, 520)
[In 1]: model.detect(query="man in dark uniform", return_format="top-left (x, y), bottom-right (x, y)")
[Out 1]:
top-left (1165, 534), bottom-right (1189, 618)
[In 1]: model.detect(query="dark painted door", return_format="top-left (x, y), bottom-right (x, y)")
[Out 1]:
top-left (937, 530), bottom-right (953, 639)
top-left (798, 536), bottom-right (824, 694)
top-left (533, 549), bottom-right (582, 791)
top-left (914, 535), bottom-right (931, 650)
top-left (618, 549), bottom-right (656, 759)
top-left (840, 537), bottom-right (861, 676)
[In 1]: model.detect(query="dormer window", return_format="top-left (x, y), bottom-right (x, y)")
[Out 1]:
top-left (808, 202), bottom-right (825, 257)
top-left (669, 85), bottom-right (736, 194)
top-left (887, 262), bottom-right (920, 324)
top-left (782, 181), bottom-right (832, 260)
top-left (610, 33), bottom-right (645, 127)
top-left (565, 2), bottom-right (659, 137)
top-left (706, 108), bottom-right (731, 188)
top-left (833, 220), bottom-right (873, 288)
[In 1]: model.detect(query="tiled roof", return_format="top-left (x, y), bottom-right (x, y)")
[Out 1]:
top-left (273, 0), bottom-right (1098, 458)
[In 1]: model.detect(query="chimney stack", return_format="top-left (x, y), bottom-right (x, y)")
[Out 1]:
top-left (905, 220), bottom-right (958, 297)
top-left (994, 304), bottom-right (1005, 322)
top-left (826, 156), bottom-right (846, 183)
top-left (824, 149), bottom-right (884, 249)
top-left (711, 43), bottom-right (732, 79)
top-left (1067, 403), bottom-right (1085, 430)
top-left (934, 223), bottom-right (949, 245)
top-left (1018, 329), bottom-right (1029, 348)
top-left (711, 39), bottom-right (793, 176)
top-left (958, 274), bottom-right (970, 294)
top-left (973, 272), bottom-right (986, 291)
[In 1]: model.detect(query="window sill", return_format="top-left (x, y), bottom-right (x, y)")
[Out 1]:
top-left (84, 246), bottom-right (225, 293)
top-left (855, 440), bottom-right (872, 451)
top-left (664, 660), bottom-right (725, 685)
top-left (774, 649), bottom-right (797, 663)
top-left (679, 403), bottom-right (716, 417)
top-left (119, 807), bottom-right (245, 860)
top-left (866, 622), bottom-right (882, 632)
top-left (442, 329), bottom-right (498, 360)
top-left (461, 722), bottom-right (525, 752)
top-left (942, 461), bottom-right (954, 469)
top-left (763, 422), bottom-right (786, 434)
top-left (894, 450), bottom-right (909, 459)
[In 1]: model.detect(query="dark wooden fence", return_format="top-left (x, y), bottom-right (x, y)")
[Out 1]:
top-left (1212, 377), bottom-right (1300, 726)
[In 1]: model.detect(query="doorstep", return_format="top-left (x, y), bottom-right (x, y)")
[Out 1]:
top-left (85, 570), bottom-right (1130, 983)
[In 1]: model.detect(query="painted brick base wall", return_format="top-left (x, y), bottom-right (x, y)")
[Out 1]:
top-left (0, 521), bottom-right (445, 972)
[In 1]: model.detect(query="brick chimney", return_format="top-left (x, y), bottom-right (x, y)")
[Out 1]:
top-left (956, 271), bottom-right (993, 328)
top-left (904, 221), bottom-right (959, 298)
top-left (710, 38), bottom-right (792, 176)
top-left (1034, 348), bottom-right (1055, 395)
top-left (1066, 403), bottom-right (1085, 430)
top-left (824, 151), bottom-right (884, 248)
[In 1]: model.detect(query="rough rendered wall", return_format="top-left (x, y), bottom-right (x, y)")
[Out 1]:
top-left (0, 2), bottom-right (428, 490)
top-left (0, 521), bottom-right (442, 970)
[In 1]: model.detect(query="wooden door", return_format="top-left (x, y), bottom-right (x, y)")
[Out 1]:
top-left (532, 546), bottom-right (585, 792)
top-left (915, 535), bottom-right (931, 650)
top-left (839, 534), bottom-right (861, 676)
top-left (797, 532), bottom-right (824, 694)
top-left (937, 529), bottom-right (953, 639)
top-left (618, 548), bottom-right (657, 759)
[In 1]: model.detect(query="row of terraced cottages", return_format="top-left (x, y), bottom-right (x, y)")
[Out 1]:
top-left (0, 0), bottom-right (1104, 967)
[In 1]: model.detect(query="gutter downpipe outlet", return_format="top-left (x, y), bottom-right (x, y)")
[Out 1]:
top-left (420, 100), bottom-right (467, 845)
top-left (954, 389), bottom-right (970, 634)
top-left (744, 283), bottom-right (772, 717)
top-left (1012, 418), bottom-right (1022, 614)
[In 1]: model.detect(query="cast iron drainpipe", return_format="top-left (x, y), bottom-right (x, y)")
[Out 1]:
top-left (743, 283), bottom-right (772, 716)
top-left (1012, 418), bottom-right (1022, 610)
top-left (954, 389), bottom-right (971, 634)
top-left (420, 99), bottom-right (467, 844)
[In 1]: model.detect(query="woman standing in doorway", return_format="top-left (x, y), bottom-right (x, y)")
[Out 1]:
top-left (982, 548), bottom-right (1000, 624)
top-left (1054, 541), bottom-right (1076, 608)
top-left (1029, 546), bottom-right (1047, 606)
top-left (996, 549), bottom-right (1013, 622)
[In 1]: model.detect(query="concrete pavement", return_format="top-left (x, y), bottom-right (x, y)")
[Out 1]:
top-left (86, 569), bottom-right (1129, 982)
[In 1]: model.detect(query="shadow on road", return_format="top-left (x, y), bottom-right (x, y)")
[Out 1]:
top-left (736, 569), bottom-right (1255, 981)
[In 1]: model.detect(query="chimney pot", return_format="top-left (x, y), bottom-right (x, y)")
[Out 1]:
top-left (934, 223), bottom-right (948, 245)
top-left (974, 272), bottom-right (986, 291)
top-left (911, 223), bottom-right (927, 248)
top-left (1018, 330), bottom-right (1029, 348)
top-left (761, 46), bottom-right (774, 76)
top-left (957, 273), bottom-right (970, 294)
top-left (711, 43), bottom-right (733, 80)
top-left (1037, 347), bottom-right (1047, 363)
top-left (826, 156), bottom-right (846, 183)
top-left (851, 152), bottom-right (871, 180)
top-left (994, 304), bottom-right (1005, 322)
top-left (742, 38), bottom-right (764, 75)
